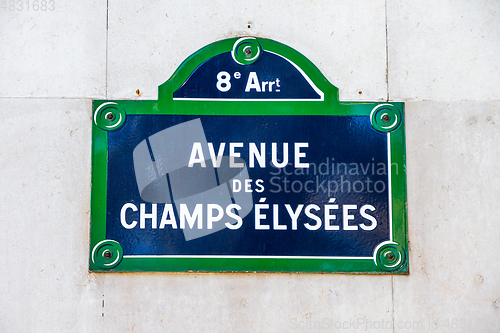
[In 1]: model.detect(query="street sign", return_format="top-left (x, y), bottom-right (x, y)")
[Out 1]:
top-left (90, 37), bottom-right (408, 273)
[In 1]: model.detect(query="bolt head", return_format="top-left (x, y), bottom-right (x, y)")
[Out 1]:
top-left (103, 250), bottom-right (112, 259)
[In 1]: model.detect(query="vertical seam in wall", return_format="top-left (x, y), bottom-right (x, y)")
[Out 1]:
top-left (105, 0), bottom-right (109, 99)
top-left (385, 0), bottom-right (389, 102)
top-left (386, 3), bottom-right (394, 331)
top-left (392, 276), bottom-right (395, 333)
top-left (103, 2), bottom-right (109, 322)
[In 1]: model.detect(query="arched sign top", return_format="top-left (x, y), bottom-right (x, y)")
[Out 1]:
top-left (159, 37), bottom-right (339, 103)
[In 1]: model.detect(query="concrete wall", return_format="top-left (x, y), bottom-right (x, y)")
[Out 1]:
top-left (1, 1), bottom-right (499, 331)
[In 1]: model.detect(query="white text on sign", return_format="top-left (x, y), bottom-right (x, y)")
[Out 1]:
top-left (216, 71), bottom-right (281, 93)
top-left (188, 142), bottom-right (309, 168)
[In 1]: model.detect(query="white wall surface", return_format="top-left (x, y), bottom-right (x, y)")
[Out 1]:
top-left (1, 1), bottom-right (499, 332)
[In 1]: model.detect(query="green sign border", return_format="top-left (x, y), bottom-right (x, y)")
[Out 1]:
top-left (90, 37), bottom-right (408, 274)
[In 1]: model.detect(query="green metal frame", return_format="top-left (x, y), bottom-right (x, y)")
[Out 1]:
top-left (90, 37), bottom-right (408, 274)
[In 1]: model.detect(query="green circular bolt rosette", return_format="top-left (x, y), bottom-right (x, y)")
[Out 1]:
top-left (375, 242), bottom-right (407, 272)
top-left (370, 104), bottom-right (402, 132)
top-left (91, 240), bottom-right (124, 269)
top-left (231, 37), bottom-right (262, 65)
top-left (93, 102), bottom-right (126, 131)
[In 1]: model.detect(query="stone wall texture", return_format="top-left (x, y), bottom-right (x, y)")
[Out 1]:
top-left (1, 1), bottom-right (499, 331)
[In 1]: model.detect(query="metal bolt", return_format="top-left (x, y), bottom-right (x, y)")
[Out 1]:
top-left (382, 115), bottom-right (390, 122)
top-left (245, 48), bottom-right (252, 56)
top-left (103, 250), bottom-right (112, 259)
top-left (106, 113), bottom-right (114, 121)
top-left (387, 253), bottom-right (395, 260)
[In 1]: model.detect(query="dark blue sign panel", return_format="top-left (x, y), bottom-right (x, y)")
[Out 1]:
top-left (108, 115), bottom-right (390, 257)
top-left (90, 37), bottom-right (407, 273)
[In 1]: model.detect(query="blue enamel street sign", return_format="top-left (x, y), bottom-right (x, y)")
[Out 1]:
top-left (90, 37), bottom-right (408, 273)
